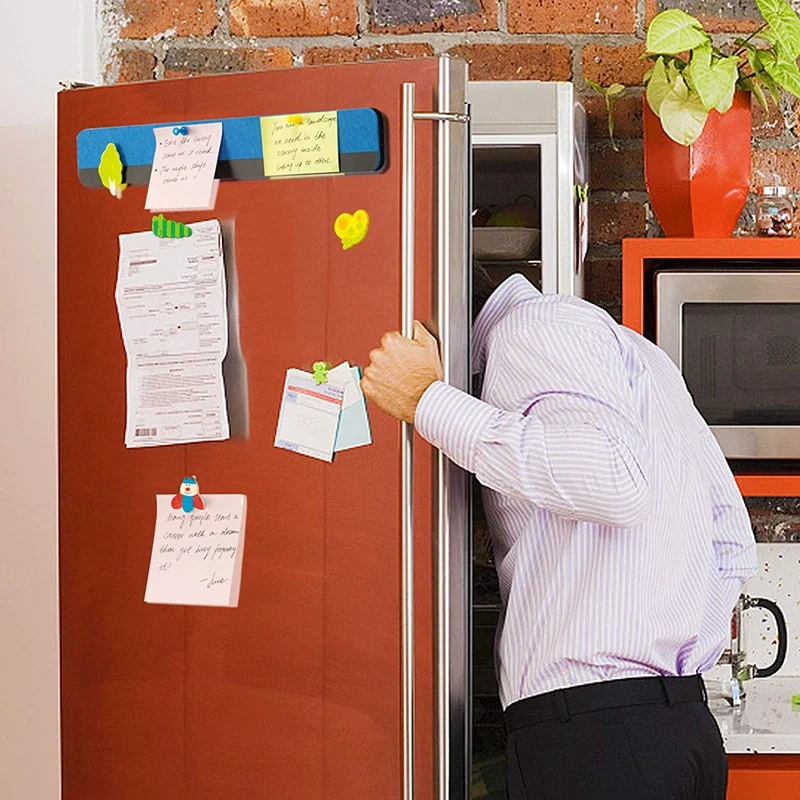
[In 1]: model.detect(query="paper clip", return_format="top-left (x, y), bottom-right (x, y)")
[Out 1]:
top-left (312, 361), bottom-right (331, 385)
top-left (173, 125), bottom-right (189, 136)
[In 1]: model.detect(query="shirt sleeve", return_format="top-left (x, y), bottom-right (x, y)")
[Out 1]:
top-left (697, 424), bottom-right (758, 582)
top-left (415, 320), bottom-right (650, 528)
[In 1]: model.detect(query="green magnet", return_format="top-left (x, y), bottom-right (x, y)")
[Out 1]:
top-left (792, 694), bottom-right (800, 706)
top-left (312, 361), bottom-right (331, 385)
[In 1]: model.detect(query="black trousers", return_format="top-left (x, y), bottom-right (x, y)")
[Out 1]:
top-left (504, 675), bottom-right (727, 800)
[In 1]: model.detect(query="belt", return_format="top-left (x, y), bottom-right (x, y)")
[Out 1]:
top-left (504, 675), bottom-right (707, 733)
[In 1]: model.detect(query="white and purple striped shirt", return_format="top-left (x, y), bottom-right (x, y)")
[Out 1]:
top-left (415, 274), bottom-right (757, 708)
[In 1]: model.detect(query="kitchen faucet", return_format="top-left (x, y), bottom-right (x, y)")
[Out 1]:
top-left (718, 594), bottom-right (787, 707)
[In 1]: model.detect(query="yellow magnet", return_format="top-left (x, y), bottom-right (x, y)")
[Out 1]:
top-left (334, 209), bottom-right (369, 250)
top-left (287, 115), bottom-right (304, 126)
top-left (98, 143), bottom-right (127, 199)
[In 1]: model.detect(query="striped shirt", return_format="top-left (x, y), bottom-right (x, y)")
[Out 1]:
top-left (415, 274), bottom-right (757, 708)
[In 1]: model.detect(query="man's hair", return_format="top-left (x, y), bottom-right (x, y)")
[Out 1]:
top-left (472, 261), bottom-right (500, 321)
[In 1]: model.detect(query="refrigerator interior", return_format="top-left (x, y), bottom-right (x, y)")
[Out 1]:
top-left (472, 144), bottom-right (543, 292)
top-left (471, 142), bottom-right (544, 799)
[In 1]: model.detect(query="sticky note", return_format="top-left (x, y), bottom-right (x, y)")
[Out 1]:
top-left (145, 122), bottom-right (222, 212)
top-left (260, 111), bottom-right (339, 177)
top-left (145, 494), bottom-right (247, 607)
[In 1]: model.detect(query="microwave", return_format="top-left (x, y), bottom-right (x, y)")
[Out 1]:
top-left (656, 268), bottom-right (800, 460)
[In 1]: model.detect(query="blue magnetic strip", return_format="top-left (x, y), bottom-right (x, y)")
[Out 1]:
top-left (77, 108), bottom-right (381, 170)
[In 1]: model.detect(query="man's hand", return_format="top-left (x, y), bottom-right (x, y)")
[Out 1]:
top-left (362, 321), bottom-right (443, 424)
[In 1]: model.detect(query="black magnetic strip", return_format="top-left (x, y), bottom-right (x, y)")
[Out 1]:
top-left (78, 152), bottom-right (382, 189)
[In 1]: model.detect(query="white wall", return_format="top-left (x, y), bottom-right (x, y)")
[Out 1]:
top-left (0, 3), bottom-right (97, 797)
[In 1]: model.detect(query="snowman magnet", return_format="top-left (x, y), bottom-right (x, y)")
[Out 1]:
top-left (171, 475), bottom-right (206, 513)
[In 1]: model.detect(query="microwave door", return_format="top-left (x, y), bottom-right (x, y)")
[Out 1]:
top-left (656, 270), bottom-right (800, 459)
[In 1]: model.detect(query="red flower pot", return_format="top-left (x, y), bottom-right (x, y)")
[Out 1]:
top-left (643, 90), bottom-right (752, 237)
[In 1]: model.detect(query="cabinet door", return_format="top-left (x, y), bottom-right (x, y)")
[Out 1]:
top-left (58, 57), bottom-right (469, 800)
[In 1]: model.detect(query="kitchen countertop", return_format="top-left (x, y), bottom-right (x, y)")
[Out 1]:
top-left (707, 677), bottom-right (800, 753)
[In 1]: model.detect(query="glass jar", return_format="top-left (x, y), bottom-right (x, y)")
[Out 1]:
top-left (756, 186), bottom-right (794, 237)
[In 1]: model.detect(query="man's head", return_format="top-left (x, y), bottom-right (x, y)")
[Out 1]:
top-left (472, 261), bottom-right (500, 321)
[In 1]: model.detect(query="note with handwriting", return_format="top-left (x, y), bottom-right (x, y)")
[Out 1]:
top-left (260, 112), bottom-right (339, 177)
top-left (145, 122), bottom-right (222, 211)
top-left (145, 494), bottom-right (247, 607)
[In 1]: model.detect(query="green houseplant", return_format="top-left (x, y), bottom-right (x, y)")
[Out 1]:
top-left (591, 0), bottom-right (800, 147)
top-left (590, 0), bottom-right (800, 237)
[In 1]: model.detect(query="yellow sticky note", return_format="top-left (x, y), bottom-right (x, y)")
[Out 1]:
top-left (261, 111), bottom-right (340, 177)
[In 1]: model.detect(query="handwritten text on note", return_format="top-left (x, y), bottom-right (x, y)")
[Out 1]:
top-left (260, 111), bottom-right (340, 177)
top-left (145, 122), bottom-right (222, 211)
top-left (144, 494), bottom-right (247, 607)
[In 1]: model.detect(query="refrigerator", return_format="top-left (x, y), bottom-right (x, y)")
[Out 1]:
top-left (56, 56), bottom-right (586, 800)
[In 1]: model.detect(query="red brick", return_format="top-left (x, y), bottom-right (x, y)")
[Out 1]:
top-left (122, 0), bottom-right (217, 39)
top-left (447, 44), bottom-right (571, 82)
top-left (590, 201), bottom-right (647, 243)
top-left (164, 47), bottom-right (293, 78)
top-left (111, 50), bottom-right (157, 83)
top-left (583, 258), bottom-right (622, 306)
top-left (370, 0), bottom-right (497, 33)
top-left (590, 146), bottom-right (645, 192)
top-left (509, 0), bottom-right (635, 34)
top-left (752, 150), bottom-right (800, 189)
top-left (229, 0), bottom-right (356, 36)
top-left (583, 45), bottom-right (647, 87)
top-left (304, 43), bottom-right (434, 66)
top-left (644, 1), bottom-right (761, 33)
top-left (752, 97), bottom-right (785, 140)
top-left (584, 94), bottom-right (643, 141)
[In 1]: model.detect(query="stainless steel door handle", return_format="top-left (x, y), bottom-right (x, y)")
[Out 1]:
top-left (401, 80), bottom-right (416, 800)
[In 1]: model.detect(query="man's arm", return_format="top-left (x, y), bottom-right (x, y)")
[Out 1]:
top-left (363, 319), bottom-right (650, 528)
top-left (696, 423), bottom-right (757, 590)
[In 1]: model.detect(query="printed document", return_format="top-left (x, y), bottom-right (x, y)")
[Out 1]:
top-left (145, 494), bottom-right (247, 607)
top-left (274, 368), bottom-right (344, 462)
top-left (116, 219), bottom-right (230, 447)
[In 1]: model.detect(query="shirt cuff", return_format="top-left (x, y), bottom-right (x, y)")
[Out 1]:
top-left (414, 381), bottom-right (498, 472)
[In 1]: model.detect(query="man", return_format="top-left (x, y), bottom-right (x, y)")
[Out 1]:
top-left (361, 268), bottom-right (757, 800)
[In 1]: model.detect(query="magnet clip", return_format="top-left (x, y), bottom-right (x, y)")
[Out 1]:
top-left (312, 361), bottom-right (331, 385)
top-left (173, 125), bottom-right (189, 136)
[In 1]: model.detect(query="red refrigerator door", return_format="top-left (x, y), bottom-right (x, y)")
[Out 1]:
top-left (57, 58), bottom-right (463, 799)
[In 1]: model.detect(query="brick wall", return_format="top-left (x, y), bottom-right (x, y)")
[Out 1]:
top-left (103, 0), bottom-right (800, 322)
top-left (101, 0), bottom-right (800, 537)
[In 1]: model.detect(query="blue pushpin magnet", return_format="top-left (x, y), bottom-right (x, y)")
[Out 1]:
top-left (173, 126), bottom-right (189, 136)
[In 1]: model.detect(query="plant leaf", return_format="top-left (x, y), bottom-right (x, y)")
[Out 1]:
top-left (606, 83), bottom-right (626, 97)
top-left (585, 78), bottom-right (605, 95)
top-left (757, 50), bottom-right (784, 101)
top-left (659, 75), bottom-right (709, 145)
top-left (646, 56), bottom-right (673, 116)
top-left (646, 9), bottom-right (711, 55)
top-left (752, 80), bottom-right (770, 112)
top-left (765, 55), bottom-right (800, 98)
top-left (685, 48), bottom-right (739, 111)
top-left (755, 0), bottom-right (800, 61)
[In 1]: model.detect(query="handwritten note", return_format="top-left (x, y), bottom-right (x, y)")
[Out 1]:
top-left (260, 111), bottom-right (339, 177)
top-left (145, 122), bottom-right (222, 211)
top-left (144, 494), bottom-right (247, 607)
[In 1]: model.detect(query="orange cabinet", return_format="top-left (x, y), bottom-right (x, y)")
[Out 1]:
top-left (622, 238), bottom-right (800, 795)
top-left (622, 237), bottom-right (800, 497)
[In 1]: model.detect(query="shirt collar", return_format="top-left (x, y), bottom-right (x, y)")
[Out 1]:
top-left (472, 273), bottom-right (541, 373)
